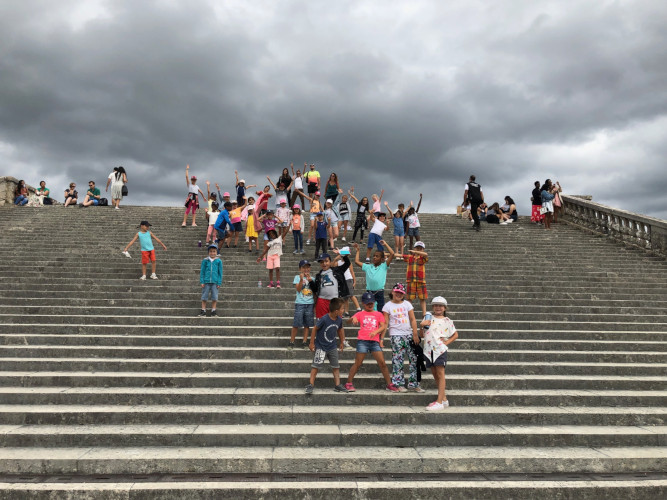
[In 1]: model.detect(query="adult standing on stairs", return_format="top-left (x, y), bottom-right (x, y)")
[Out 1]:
top-left (106, 166), bottom-right (128, 210)
top-left (463, 175), bottom-right (484, 232)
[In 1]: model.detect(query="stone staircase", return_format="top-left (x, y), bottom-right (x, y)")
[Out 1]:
top-left (0, 205), bottom-right (665, 498)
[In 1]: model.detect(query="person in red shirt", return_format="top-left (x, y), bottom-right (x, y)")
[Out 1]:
top-left (401, 241), bottom-right (429, 316)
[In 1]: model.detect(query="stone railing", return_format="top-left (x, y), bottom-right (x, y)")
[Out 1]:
top-left (562, 194), bottom-right (667, 257)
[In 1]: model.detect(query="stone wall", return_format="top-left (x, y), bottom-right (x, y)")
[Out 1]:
top-left (562, 194), bottom-right (667, 257)
top-left (0, 176), bottom-right (61, 206)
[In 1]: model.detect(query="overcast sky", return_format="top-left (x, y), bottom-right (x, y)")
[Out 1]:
top-left (1, 0), bottom-right (666, 218)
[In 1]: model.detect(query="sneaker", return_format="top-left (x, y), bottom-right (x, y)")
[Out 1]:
top-left (356, 308), bottom-right (361, 312)
top-left (267, 281), bottom-right (274, 288)
top-left (333, 384), bottom-right (348, 393)
top-left (210, 310), bottom-right (217, 317)
top-left (300, 250), bottom-right (306, 254)
top-left (301, 341), bottom-right (309, 349)
top-left (385, 384), bottom-right (401, 393)
top-left (114, 206), bottom-right (119, 210)
top-left (397, 386), bottom-right (408, 393)
top-left (288, 341), bottom-right (295, 349)
top-left (305, 384), bottom-right (314, 394)
top-left (409, 386), bottom-right (425, 393)
top-left (506, 219), bottom-right (513, 223)
top-left (306, 239), bottom-right (311, 245)
top-left (198, 309), bottom-right (207, 317)
top-left (150, 273), bottom-right (158, 280)
top-left (425, 401), bottom-right (445, 411)
top-left (365, 257), bottom-right (370, 263)
top-left (343, 312), bottom-right (350, 318)
top-left (500, 221), bottom-right (508, 225)
top-left (122, 251), bottom-right (131, 258)
top-left (276, 281), bottom-right (281, 289)
top-left (344, 383), bottom-right (356, 392)
top-left (341, 237), bottom-right (346, 241)
top-left (343, 340), bottom-right (351, 348)
top-left (293, 250), bottom-right (299, 254)
top-left (139, 275), bottom-right (147, 280)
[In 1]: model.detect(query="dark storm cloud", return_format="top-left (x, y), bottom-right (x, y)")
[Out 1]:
top-left (1, 0), bottom-right (666, 218)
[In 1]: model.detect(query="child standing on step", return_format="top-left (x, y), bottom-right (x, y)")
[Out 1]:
top-left (420, 296), bottom-right (458, 410)
top-left (206, 202), bottom-right (220, 244)
top-left (256, 229), bottom-right (284, 288)
top-left (365, 211), bottom-right (388, 262)
top-left (405, 194), bottom-right (423, 249)
top-left (344, 292), bottom-right (399, 393)
top-left (383, 282), bottom-right (421, 392)
top-left (182, 165), bottom-right (206, 227)
top-left (305, 297), bottom-right (348, 394)
top-left (290, 204), bottom-right (305, 254)
top-left (402, 241), bottom-right (429, 317)
top-left (290, 259), bottom-right (315, 348)
top-left (123, 221), bottom-right (167, 280)
top-left (384, 201), bottom-right (405, 259)
top-left (198, 244), bottom-right (223, 317)
top-left (352, 241), bottom-right (395, 312)
top-left (245, 205), bottom-right (260, 252)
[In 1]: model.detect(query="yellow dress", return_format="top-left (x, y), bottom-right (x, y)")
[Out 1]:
top-left (246, 214), bottom-right (258, 238)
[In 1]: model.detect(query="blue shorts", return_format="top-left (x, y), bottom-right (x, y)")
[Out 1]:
top-left (424, 351), bottom-right (447, 368)
top-left (231, 222), bottom-right (243, 232)
top-left (293, 303), bottom-right (314, 328)
top-left (356, 339), bottom-right (382, 353)
top-left (201, 283), bottom-right (219, 302)
top-left (340, 212), bottom-right (351, 222)
top-left (407, 227), bottom-right (420, 237)
top-left (92, 199), bottom-right (99, 206)
top-left (367, 232), bottom-right (384, 250)
top-left (216, 229), bottom-right (227, 240)
top-left (393, 225), bottom-right (405, 237)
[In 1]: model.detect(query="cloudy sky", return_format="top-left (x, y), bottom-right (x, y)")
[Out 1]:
top-left (1, 0), bottom-right (666, 218)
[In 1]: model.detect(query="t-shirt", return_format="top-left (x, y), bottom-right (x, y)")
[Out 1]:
top-left (263, 218), bottom-right (277, 232)
top-left (324, 208), bottom-right (338, 224)
top-left (362, 262), bottom-right (388, 291)
top-left (188, 184), bottom-right (200, 195)
top-left (407, 214), bottom-right (420, 228)
top-left (370, 219), bottom-right (386, 236)
top-left (275, 206), bottom-right (291, 223)
top-left (293, 275), bottom-right (315, 304)
top-left (372, 200), bottom-right (381, 213)
top-left (230, 207), bottom-right (243, 224)
top-left (208, 211), bottom-right (221, 226)
top-left (305, 170), bottom-right (320, 185)
top-left (338, 202), bottom-right (349, 216)
top-left (88, 187), bottom-right (101, 198)
top-left (292, 214), bottom-right (302, 231)
top-left (275, 190), bottom-right (288, 207)
top-left (310, 199), bottom-right (321, 213)
top-left (315, 220), bottom-right (328, 239)
top-left (267, 237), bottom-right (283, 257)
top-left (138, 231), bottom-right (154, 251)
top-left (382, 300), bottom-right (414, 336)
top-left (255, 191), bottom-right (272, 212)
top-left (317, 269), bottom-right (338, 300)
top-left (294, 177), bottom-right (303, 190)
top-left (423, 316), bottom-right (457, 360)
top-left (236, 184), bottom-right (246, 200)
top-left (353, 310), bottom-right (385, 341)
top-left (315, 314), bottom-right (342, 351)
top-left (65, 189), bottom-right (78, 199)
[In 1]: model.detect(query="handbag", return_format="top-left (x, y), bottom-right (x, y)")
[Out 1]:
top-left (121, 185), bottom-right (128, 196)
top-left (539, 206), bottom-right (548, 215)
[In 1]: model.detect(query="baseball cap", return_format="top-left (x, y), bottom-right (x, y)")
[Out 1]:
top-left (139, 221), bottom-right (152, 227)
top-left (361, 291), bottom-right (375, 304)
top-left (231, 200), bottom-right (238, 204)
top-left (280, 198), bottom-right (287, 203)
top-left (316, 211), bottom-right (324, 216)
top-left (266, 210), bottom-right (274, 214)
top-left (190, 176), bottom-right (197, 180)
top-left (414, 241), bottom-right (425, 248)
top-left (298, 259), bottom-right (311, 268)
top-left (239, 179), bottom-right (245, 184)
top-left (292, 204), bottom-right (301, 209)
top-left (339, 246), bottom-right (350, 255)
top-left (208, 243), bottom-right (218, 250)
top-left (317, 253), bottom-right (330, 262)
top-left (326, 199), bottom-right (333, 204)
top-left (223, 192), bottom-right (230, 197)
top-left (247, 205), bottom-right (255, 210)
top-left (431, 296), bottom-right (447, 306)
top-left (392, 282), bottom-right (406, 294)
top-left (315, 191), bottom-right (320, 195)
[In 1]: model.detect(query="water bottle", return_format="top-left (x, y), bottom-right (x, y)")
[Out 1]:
top-left (423, 312), bottom-right (433, 330)
top-left (257, 280), bottom-right (262, 288)
top-left (198, 240), bottom-right (202, 248)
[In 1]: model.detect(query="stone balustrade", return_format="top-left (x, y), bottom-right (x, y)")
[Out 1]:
top-left (562, 194), bottom-right (667, 257)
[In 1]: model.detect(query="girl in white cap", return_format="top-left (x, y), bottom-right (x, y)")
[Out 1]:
top-left (420, 296), bottom-right (458, 410)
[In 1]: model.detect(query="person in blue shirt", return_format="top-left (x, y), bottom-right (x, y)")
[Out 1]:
top-left (198, 244), bottom-right (223, 317)
top-left (314, 212), bottom-right (328, 260)
top-left (214, 201), bottom-right (233, 250)
top-left (305, 297), bottom-right (347, 394)
top-left (123, 221), bottom-right (167, 280)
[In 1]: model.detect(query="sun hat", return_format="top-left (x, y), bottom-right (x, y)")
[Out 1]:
top-left (326, 199), bottom-right (333, 204)
top-left (431, 296), bottom-right (447, 306)
top-left (361, 292), bottom-right (375, 304)
top-left (139, 221), bottom-right (152, 227)
top-left (315, 191), bottom-right (320, 195)
top-left (392, 282), bottom-right (406, 294)
top-left (280, 198), bottom-right (287, 203)
top-left (191, 176), bottom-right (197, 180)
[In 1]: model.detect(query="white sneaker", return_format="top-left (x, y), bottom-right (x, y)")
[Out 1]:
top-left (343, 340), bottom-right (351, 348)
top-left (122, 251), bottom-right (131, 258)
top-left (114, 206), bottom-right (119, 210)
top-left (139, 275), bottom-right (146, 280)
top-left (150, 273), bottom-right (158, 280)
top-left (506, 219), bottom-right (513, 223)
top-left (425, 400), bottom-right (449, 411)
top-left (306, 239), bottom-right (311, 245)
top-left (341, 237), bottom-right (346, 241)
top-left (500, 221), bottom-right (508, 225)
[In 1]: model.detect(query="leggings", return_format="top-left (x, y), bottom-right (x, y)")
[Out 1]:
top-left (293, 230), bottom-right (303, 251)
top-left (207, 225), bottom-right (215, 240)
top-left (315, 238), bottom-right (327, 259)
top-left (352, 224), bottom-right (365, 242)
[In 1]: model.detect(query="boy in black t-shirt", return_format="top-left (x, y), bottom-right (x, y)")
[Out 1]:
top-left (305, 298), bottom-right (347, 394)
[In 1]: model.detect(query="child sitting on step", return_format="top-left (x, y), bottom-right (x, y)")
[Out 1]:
top-left (123, 221), bottom-right (168, 280)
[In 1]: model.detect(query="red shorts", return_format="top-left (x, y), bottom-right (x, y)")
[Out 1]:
top-left (315, 298), bottom-right (331, 319)
top-left (141, 250), bottom-right (156, 264)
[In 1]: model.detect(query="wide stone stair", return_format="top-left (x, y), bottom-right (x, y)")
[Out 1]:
top-left (0, 205), bottom-right (665, 498)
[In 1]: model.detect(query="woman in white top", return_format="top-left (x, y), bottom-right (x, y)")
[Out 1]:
top-left (290, 165), bottom-right (306, 209)
top-left (105, 166), bottom-right (128, 210)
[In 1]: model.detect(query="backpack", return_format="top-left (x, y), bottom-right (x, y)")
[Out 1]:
top-left (99, 198), bottom-right (109, 206)
top-left (466, 182), bottom-right (483, 203)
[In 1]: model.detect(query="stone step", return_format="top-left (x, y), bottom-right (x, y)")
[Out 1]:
top-left (0, 445), bottom-right (664, 475)
top-left (0, 424), bottom-right (664, 448)
top-left (2, 372), bottom-right (664, 391)
top-left (0, 387), bottom-right (664, 407)
top-left (1, 404), bottom-right (663, 426)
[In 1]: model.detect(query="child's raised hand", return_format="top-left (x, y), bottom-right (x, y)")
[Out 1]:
top-left (215, 183), bottom-right (220, 189)
top-left (206, 180), bottom-right (210, 185)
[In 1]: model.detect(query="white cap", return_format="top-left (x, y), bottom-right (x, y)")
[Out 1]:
top-left (431, 296), bottom-right (447, 306)
top-left (326, 199), bottom-right (333, 204)
top-left (247, 205), bottom-right (255, 210)
top-left (239, 179), bottom-right (246, 184)
top-left (414, 241), bottom-right (425, 248)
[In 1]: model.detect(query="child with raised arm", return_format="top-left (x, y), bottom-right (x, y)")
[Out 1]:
top-left (290, 259), bottom-right (315, 348)
top-left (182, 165), bottom-right (207, 227)
top-left (371, 189), bottom-right (384, 213)
top-left (305, 297), bottom-right (348, 394)
top-left (267, 176), bottom-right (293, 210)
top-left (337, 194), bottom-right (351, 242)
top-left (198, 244), bottom-right (223, 317)
top-left (235, 170), bottom-right (256, 206)
top-left (353, 241), bottom-right (394, 312)
top-left (402, 241), bottom-right (429, 317)
top-left (227, 198), bottom-right (247, 248)
top-left (348, 188), bottom-right (370, 243)
top-left (420, 296), bottom-right (458, 410)
top-left (245, 205), bottom-right (260, 253)
top-left (256, 229), bottom-right (285, 289)
top-left (405, 193), bottom-right (423, 249)
top-left (123, 221), bottom-right (168, 280)
top-left (300, 190), bottom-right (322, 245)
top-left (344, 292), bottom-right (399, 393)
top-left (336, 248), bottom-right (361, 318)
top-left (365, 210), bottom-right (388, 262)
top-left (384, 201), bottom-right (406, 259)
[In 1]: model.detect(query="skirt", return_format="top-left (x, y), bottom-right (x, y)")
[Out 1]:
top-left (541, 201), bottom-right (554, 214)
top-left (531, 205), bottom-right (544, 222)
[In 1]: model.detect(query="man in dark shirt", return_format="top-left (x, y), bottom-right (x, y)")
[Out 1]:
top-left (463, 175), bottom-right (484, 231)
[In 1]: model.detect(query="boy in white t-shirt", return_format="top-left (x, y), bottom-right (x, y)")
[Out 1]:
top-left (365, 211), bottom-right (387, 262)
top-left (419, 296), bottom-right (458, 411)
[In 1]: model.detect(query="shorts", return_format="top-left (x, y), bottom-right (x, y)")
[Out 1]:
top-left (266, 254), bottom-right (280, 269)
top-left (307, 183), bottom-right (318, 194)
top-left (393, 225), bottom-right (405, 237)
top-left (141, 250), bottom-right (156, 264)
top-left (91, 199), bottom-right (100, 206)
top-left (407, 227), bottom-right (420, 237)
top-left (231, 222), bottom-right (243, 232)
top-left (424, 350), bottom-right (447, 368)
top-left (340, 212), bottom-right (351, 222)
top-left (216, 229), bottom-right (228, 240)
top-left (277, 222), bottom-right (289, 228)
top-left (343, 279), bottom-right (354, 298)
top-left (315, 297), bottom-right (331, 319)
top-left (356, 339), bottom-right (382, 353)
top-left (310, 213), bottom-right (317, 221)
top-left (293, 303), bottom-right (314, 328)
top-left (201, 283), bottom-right (219, 301)
top-left (312, 347), bottom-right (339, 369)
top-left (367, 232), bottom-right (384, 250)
top-left (407, 281), bottom-right (427, 301)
